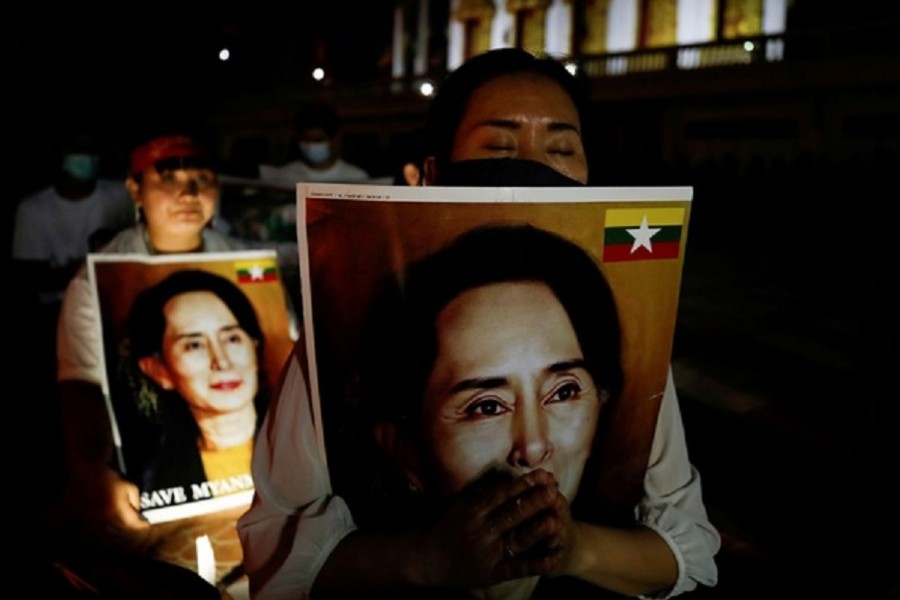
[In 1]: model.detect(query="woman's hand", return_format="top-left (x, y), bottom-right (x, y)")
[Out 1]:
top-left (411, 467), bottom-right (568, 588)
top-left (62, 463), bottom-right (152, 552)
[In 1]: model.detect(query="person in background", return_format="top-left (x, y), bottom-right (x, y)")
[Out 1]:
top-left (258, 102), bottom-right (370, 185)
top-left (51, 130), bottom-right (249, 598)
top-left (12, 128), bottom-right (133, 308)
top-left (239, 48), bottom-right (719, 599)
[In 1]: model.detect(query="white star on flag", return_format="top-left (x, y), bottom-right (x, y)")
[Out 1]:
top-left (627, 215), bottom-right (662, 254)
top-left (249, 264), bottom-right (265, 280)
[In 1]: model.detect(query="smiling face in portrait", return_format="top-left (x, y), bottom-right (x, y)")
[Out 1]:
top-left (419, 281), bottom-right (602, 501)
top-left (449, 72), bottom-right (588, 184)
top-left (150, 291), bottom-right (259, 417)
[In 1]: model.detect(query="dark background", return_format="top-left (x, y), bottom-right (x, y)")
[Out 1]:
top-left (5, 2), bottom-right (899, 596)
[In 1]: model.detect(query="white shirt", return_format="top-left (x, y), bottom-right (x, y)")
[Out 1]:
top-left (12, 179), bottom-right (133, 266)
top-left (258, 158), bottom-right (370, 186)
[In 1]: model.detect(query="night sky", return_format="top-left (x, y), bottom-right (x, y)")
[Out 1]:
top-left (4, 4), bottom-right (396, 138)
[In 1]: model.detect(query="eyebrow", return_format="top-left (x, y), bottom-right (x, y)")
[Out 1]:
top-left (173, 323), bottom-right (242, 341)
top-left (477, 118), bottom-right (580, 134)
top-left (448, 358), bottom-right (588, 394)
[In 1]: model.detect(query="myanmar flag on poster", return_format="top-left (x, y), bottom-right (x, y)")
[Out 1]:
top-left (236, 258), bottom-right (279, 283)
top-left (603, 208), bottom-right (685, 263)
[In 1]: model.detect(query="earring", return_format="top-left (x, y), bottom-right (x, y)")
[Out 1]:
top-left (134, 203), bottom-right (143, 224)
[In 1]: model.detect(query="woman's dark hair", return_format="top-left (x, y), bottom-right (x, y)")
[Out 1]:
top-left (359, 224), bottom-right (622, 426)
top-left (424, 48), bottom-right (591, 174)
top-left (294, 102), bottom-right (341, 138)
top-left (345, 224), bottom-right (622, 528)
top-left (129, 269), bottom-right (263, 360)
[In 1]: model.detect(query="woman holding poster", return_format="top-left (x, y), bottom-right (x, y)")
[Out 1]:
top-left (240, 48), bottom-right (719, 599)
top-left (52, 130), bottom-right (257, 595)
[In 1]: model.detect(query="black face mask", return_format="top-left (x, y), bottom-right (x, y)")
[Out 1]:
top-left (435, 158), bottom-right (584, 187)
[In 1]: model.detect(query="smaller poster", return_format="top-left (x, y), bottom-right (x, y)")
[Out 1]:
top-left (89, 250), bottom-right (296, 524)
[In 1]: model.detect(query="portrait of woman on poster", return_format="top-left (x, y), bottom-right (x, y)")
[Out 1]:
top-left (330, 223), bottom-right (622, 598)
top-left (120, 269), bottom-right (267, 496)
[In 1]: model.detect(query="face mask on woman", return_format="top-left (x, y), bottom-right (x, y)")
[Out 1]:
top-left (436, 158), bottom-right (583, 188)
top-left (62, 153), bottom-right (100, 182)
top-left (299, 141), bottom-right (332, 166)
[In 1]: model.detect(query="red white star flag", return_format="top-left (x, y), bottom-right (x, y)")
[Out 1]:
top-left (236, 258), bottom-right (279, 283)
top-left (603, 207), bottom-right (685, 262)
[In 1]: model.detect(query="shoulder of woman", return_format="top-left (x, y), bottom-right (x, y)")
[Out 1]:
top-left (93, 225), bottom-right (145, 255)
top-left (203, 230), bottom-right (249, 252)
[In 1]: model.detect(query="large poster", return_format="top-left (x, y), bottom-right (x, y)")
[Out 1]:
top-left (297, 183), bottom-right (690, 532)
top-left (90, 250), bottom-right (296, 524)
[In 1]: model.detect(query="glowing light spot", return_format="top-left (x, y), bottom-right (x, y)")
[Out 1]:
top-left (564, 61), bottom-right (578, 75)
top-left (312, 67), bottom-right (325, 81)
top-left (419, 81), bottom-right (435, 97)
top-left (218, 48), bottom-right (230, 61)
top-left (743, 41), bottom-right (755, 52)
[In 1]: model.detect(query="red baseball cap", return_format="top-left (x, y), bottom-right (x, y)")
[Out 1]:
top-left (129, 135), bottom-right (209, 174)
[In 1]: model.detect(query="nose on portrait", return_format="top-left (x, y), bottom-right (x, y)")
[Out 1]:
top-left (209, 342), bottom-right (233, 370)
top-left (507, 413), bottom-right (553, 469)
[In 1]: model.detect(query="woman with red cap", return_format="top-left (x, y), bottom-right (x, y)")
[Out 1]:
top-left (51, 131), bottom-right (249, 596)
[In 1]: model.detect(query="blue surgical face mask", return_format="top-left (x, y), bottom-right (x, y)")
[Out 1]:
top-left (299, 141), bottom-right (331, 166)
top-left (62, 153), bottom-right (100, 182)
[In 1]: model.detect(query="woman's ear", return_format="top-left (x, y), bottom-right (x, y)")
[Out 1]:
top-left (137, 356), bottom-right (176, 391)
top-left (125, 175), bottom-right (140, 202)
top-left (402, 162), bottom-right (422, 187)
top-left (598, 388), bottom-right (610, 406)
top-left (422, 156), bottom-right (438, 186)
top-left (373, 420), bottom-right (425, 493)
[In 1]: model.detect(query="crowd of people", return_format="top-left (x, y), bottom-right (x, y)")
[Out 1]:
top-left (14, 48), bottom-right (721, 599)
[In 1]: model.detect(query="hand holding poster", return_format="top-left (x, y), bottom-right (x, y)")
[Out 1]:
top-left (296, 182), bottom-right (691, 597)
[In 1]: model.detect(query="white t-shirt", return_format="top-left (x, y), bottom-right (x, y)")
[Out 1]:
top-left (258, 158), bottom-right (370, 186)
top-left (12, 179), bottom-right (133, 267)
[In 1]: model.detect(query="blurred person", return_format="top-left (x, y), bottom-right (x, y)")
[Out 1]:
top-left (258, 103), bottom-right (370, 185)
top-left (240, 48), bottom-right (719, 599)
top-left (11, 131), bottom-right (134, 336)
top-left (12, 129), bottom-right (133, 307)
top-left (10, 130), bottom-right (134, 498)
top-left (124, 269), bottom-right (267, 497)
